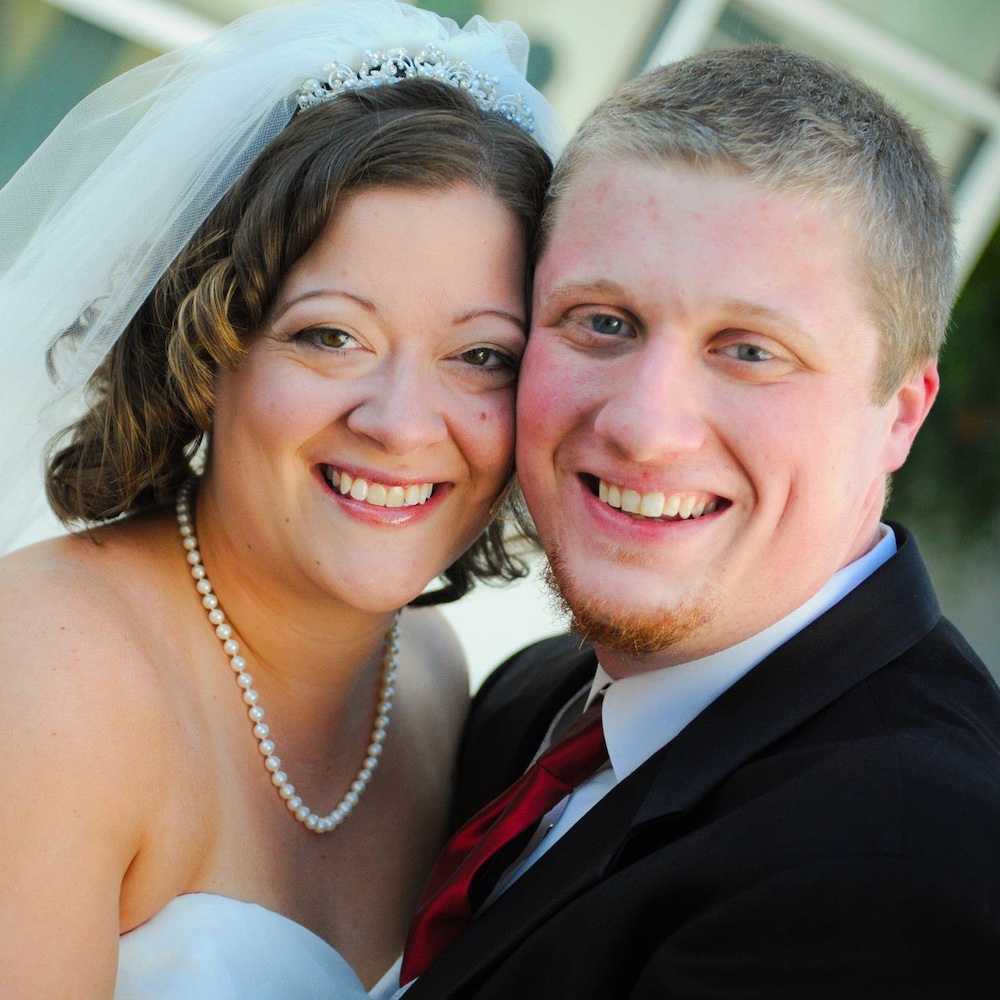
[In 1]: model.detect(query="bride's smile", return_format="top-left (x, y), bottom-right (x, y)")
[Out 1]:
top-left (202, 183), bottom-right (527, 615)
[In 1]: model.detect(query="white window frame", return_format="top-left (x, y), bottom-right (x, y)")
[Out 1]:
top-left (42, 0), bottom-right (219, 53)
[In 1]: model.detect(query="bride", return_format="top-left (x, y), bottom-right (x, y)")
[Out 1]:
top-left (0, 2), bottom-right (561, 996)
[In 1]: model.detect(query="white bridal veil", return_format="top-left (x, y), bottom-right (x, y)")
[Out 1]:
top-left (0, 0), bottom-right (564, 553)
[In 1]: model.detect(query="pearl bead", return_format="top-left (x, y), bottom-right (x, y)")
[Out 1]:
top-left (176, 478), bottom-right (399, 835)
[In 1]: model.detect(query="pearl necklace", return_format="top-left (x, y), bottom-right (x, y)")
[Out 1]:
top-left (176, 480), bottom-right (399, 834)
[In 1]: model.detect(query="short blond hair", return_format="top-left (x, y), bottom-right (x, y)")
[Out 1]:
top-left (544, 45), bottom-right (955, 403)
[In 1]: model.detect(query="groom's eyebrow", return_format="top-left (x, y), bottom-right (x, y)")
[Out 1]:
top-left (542, 277), bottom-right (630, 305)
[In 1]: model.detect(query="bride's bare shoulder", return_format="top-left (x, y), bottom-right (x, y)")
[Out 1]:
top-left (0, 511), bottom-right (179, 702)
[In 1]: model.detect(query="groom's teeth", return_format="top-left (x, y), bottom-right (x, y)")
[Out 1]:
top-left (596, 479), bottom-right (721, 522)
top-left (620, 489), bottom-right (641, 514)
top-left (640, 492), bottom-right (665, 518)
top-left (323, 466), bottom-right (435, 508)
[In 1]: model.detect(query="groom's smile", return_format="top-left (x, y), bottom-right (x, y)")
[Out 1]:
top-left (517, 158), bottom-right (932, 674)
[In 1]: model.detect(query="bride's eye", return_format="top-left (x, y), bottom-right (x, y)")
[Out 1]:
top-left (295, 327), bottom-right (359, 350)
top-left (458, 346), bottom-right (518, 372)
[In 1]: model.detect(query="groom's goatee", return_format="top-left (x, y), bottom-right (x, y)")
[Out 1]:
top-left (542, 546), bottom-right (715, 661)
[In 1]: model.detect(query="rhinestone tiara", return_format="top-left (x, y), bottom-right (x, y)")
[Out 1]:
top-left (296, 44), bottom-right (535, 133)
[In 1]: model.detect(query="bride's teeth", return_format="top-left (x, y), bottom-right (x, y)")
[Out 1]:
top-left (679, 496), bottom-right (697, 519)
top-left (607, 484), bottom-right (622, 509)
top-left (598, 480), bottom-right (609, 503)
top-left (704, 500), bottom-right (718, 514)
top-left (663, 494), bottom-right (681, 517)
top-left (640, 492), bottom-right (665, 518)
top-left (690, 500), bottom-right (707, 519)
top-left (328, 468), bottom-right (435, 508)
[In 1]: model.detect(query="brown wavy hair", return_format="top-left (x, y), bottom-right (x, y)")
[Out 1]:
top-left (46, 79), bottom-right (552, 605)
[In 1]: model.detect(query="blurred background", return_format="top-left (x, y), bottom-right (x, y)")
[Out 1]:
top-left (2, 0), bottom-right (998, 683)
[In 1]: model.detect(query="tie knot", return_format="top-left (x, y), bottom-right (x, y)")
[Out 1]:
top-left (536, 701), bottom-right (607, 788)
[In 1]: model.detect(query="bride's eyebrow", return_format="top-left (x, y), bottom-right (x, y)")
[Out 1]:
top-left (272, 288), bottom-right (377, 320)
top-left (454, 307), bottom-right (527, 334)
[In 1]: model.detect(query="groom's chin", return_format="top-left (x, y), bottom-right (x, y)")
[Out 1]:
top-left (542, 546), bottom-right (715, 663)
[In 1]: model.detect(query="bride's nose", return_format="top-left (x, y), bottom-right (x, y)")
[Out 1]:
top-left (345, 358), bottom-right (449, 454)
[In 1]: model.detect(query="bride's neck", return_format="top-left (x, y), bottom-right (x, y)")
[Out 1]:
top-left (180, 479), bottom-right (398, 727)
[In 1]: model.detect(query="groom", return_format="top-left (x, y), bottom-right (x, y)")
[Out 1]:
top-left (399, 45), bottom-right (1000, 997)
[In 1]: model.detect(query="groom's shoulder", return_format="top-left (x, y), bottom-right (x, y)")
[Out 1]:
top-left (475, 632), bottom-right (598, 715)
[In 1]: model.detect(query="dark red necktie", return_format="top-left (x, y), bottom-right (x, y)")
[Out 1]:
top-left (400, 701), bottom-right (608, 984)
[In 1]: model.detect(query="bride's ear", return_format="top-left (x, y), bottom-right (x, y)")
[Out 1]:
top-left (882, 359), bottom-right (939, 474)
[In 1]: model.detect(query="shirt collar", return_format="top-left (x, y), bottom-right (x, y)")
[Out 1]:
top-left (590, 524), bottom-right (897, 781)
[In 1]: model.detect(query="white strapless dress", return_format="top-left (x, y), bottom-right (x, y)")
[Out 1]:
top-left (115, 893), bottom-right (400, 999)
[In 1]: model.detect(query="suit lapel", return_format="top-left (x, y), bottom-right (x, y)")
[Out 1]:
top-left (632, 524), bottom-right (940, 825)
top-left (411, 526), bottom-right (940, 997)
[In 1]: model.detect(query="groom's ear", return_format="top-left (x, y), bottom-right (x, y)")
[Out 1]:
top-left (881, 358), bottom-right (939, 474)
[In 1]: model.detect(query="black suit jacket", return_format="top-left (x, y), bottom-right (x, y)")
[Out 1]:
top-left (406, 526), bottom-right (1000, 998)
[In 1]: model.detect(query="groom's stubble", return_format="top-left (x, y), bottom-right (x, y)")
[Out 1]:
top-left (542, 541), bottom-right (718, 665)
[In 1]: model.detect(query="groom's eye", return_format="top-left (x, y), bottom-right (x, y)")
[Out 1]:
top-left (589, 314), bottom-right (628, 336)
